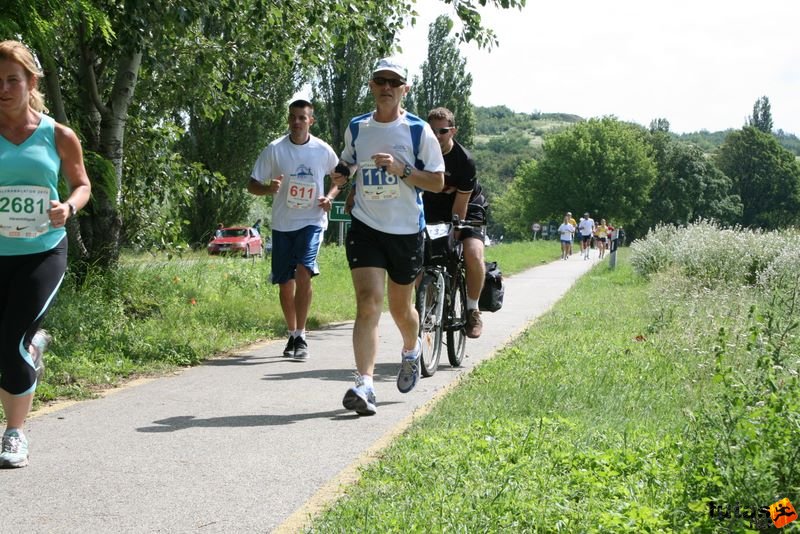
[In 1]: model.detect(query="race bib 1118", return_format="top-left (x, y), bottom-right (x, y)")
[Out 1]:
top-left (359, 161), bottom-right (400, 200)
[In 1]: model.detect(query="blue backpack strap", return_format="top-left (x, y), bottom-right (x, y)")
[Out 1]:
top-left (404, 112), bottom-right (426, 170)
top-left (348, 113), bottom-right (372, 196)
top-left (348, 112), bottom-right (372, 163)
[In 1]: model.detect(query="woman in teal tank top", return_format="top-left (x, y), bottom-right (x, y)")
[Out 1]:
top-left (0, 40), bottom-right (91, 468)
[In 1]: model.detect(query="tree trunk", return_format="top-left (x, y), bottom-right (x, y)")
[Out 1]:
top-left (40, 48), bottom-right (91, 262)
top-left (80, 49), bottom-right (142, 268)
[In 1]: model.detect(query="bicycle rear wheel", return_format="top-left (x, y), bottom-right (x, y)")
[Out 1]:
top-left (416, 272), bottom-right (443, 377)
top-left (446, 270), bottom-right (467, 367)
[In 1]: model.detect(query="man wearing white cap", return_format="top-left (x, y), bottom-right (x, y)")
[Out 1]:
top-left (332, 57), bottom-right (445, 415)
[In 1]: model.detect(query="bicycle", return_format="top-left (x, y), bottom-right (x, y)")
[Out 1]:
top-left (416, 216), bottom-right (485, 377)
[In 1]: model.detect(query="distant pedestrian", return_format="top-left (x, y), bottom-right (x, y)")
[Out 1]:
top-left (557, 216), bottom-right (575, 260)
top-left (248, 99), bottom-right (340, 361)
top-left (215, 223), bottom-right (224, 238)
top-left (594, 218), bottom-right (609, 259)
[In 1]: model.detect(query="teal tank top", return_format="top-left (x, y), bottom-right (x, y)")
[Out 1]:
top-left (0, 113), bottom-right (66, 255)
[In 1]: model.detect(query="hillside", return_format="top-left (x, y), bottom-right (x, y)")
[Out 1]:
top-left (475, 105), bottom-right (582, 138)
top-left (474, 105), bottom-right (800, 157)
top-left (471, 106), bottom-right (581, 211)
top-left (677, 128), bottom-right (800, 156)
top-left (470, 106), bottom-right (800, 241)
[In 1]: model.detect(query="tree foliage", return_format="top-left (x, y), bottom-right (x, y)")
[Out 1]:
top-left (649, 118), bottom-right (670, 133)
top-left (716, 126), bottom-right (800, 229)
top-left (311, 35), bottom-right (390, 155)
top-left (409, 15), bottom-right (475, 147)
top-left (491, 160), bottom-right (538, 239)
top-left (12, 0), bottom-right (524, 267)
top-left (527, 117), bottom-right (657, 233)
top-left (747, 95), bottom-right (773, 133)
top-left (633, 131), bottom-right (742, 236)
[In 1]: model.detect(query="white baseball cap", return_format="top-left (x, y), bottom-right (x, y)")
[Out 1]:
top-left (372, 57), bottom-right (407, 81)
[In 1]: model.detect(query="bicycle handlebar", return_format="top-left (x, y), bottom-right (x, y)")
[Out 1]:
top-left (425, 217), bottom-right (485, 228)
top-left (448, 215), bottom-right (486, 230)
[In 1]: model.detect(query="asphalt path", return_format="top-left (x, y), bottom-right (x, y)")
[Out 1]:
top-left (2, 252), bottom-right (601, 533)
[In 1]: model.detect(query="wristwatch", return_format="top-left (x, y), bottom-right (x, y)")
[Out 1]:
top-left (401, 164), bottom-right (413, 180)
top-left (67, 201), bottom-right (77, 218)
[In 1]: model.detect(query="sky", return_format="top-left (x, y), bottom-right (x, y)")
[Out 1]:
top-left (395, 0), bottom-right (800, 135)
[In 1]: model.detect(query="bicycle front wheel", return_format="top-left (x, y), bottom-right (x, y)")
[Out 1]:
top-left (446, 270), bottom-right (467, 367)
top-left (416, 272), bottom-right (443, 377)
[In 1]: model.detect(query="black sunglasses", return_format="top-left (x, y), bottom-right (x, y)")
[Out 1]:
top-left (372, 76), bottom-right (406, 88)
top-left (435, 127), bottom-right (455, 135)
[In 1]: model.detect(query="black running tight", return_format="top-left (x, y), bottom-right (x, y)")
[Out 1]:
top-left (0, 238), bottom-right (66, 395)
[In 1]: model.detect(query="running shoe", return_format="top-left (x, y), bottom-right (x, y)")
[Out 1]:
top-left (342, 375), bottom-right (377, 416)
top-left (396, 339), bottom-right (421, 393)
top-left (282, 336), bottom-right (295, 358)
top-left (0, 429), bottom-right (29, 468)
top-left (293, 337), bottom-right (309, 360)
top-left (31, 329), bottom-right (51, 380)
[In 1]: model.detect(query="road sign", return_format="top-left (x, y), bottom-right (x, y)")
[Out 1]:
top-left (532, 223), bottom-right (541, 232)
top-left (329, 201), bottom-right (351, 222)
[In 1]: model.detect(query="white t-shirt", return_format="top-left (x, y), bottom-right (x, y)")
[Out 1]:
top-left (251, 134), bottom-right (338, 232)
top-left (578, 217), bottom-right (596, 236)
top-left (341, 111), bottom-right (445, 235)
top-left (558, 223), bottom-right (574, 240)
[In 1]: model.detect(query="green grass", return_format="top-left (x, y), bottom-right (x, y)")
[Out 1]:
top-left (308, 246), bottom-right (800, 532)
top-left (485, 239), bottom-right (561, 275)
top-left (310, 254), bottom-right (698, 532)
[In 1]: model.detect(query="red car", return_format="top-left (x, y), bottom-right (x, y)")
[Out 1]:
top-left (207, 226), bottom-right (264, 257)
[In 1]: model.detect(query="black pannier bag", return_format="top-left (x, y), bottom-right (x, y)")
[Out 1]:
top-left (423, 223), bottom-right (455, 265)
top-left (479, 261), bottom-right (504, 312)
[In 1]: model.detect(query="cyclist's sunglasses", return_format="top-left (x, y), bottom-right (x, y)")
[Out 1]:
top-left (435, 127), bottom-right (455, 135)
top-left (371, 76), bottom-right (406, 88)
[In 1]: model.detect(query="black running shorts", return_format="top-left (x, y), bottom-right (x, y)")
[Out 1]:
top-left (345, 217), bottom-right (424, 285)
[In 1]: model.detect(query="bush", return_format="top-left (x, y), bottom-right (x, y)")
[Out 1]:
top-left (631, 219), bottom-right (800, 287)
top-left (633, 221), bottom-right (800, 527)
top-left (629, 223), bottom-right (678, 277)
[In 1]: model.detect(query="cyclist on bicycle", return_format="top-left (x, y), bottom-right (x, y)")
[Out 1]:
top-left (423, 107), bottom-right (489, 339)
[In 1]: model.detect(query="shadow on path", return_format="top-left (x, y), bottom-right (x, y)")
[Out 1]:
top-left (136, 404), bottom-right (401, 433)
top-left (261, 362), bottom-right (415, 384)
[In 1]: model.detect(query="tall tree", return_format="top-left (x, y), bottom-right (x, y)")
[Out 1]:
top-left (409, 15), bottom-right (475, 147)
top-left (748, 95), bottom-right (773, 133)
top-left (635, 130), bottom-right (741, 235)
top-left (491, 160), bottom-right (538, 239)
top-left (649, 118), bottom-right (671, 133)
top-left (311, 36), bottom-right (390, 154)
top-left (716, 126), bottom-right (800, 229)
top-left (524, 117), bottom-right (657, 238)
